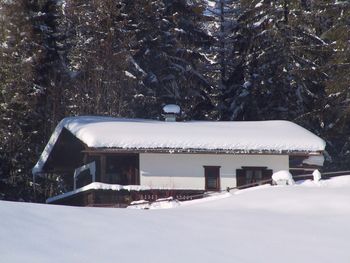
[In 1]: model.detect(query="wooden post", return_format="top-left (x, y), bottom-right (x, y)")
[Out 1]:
top-left (100, 155), bottom-right (106, 183)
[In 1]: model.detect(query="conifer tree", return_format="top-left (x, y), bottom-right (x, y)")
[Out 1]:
top-left (0, 0), bottom-right (44, 200)
top-left (217, 0), bottom-right (329, 121)
top-left (124, 0), bottom-right (213, 119)
top-left (296, 0), bottom-right (350, 170)
top-left (59, 0), bottom-right (138, 117)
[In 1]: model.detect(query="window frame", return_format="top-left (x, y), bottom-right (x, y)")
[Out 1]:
top-left (236, 166), bottom-right (272, 188)
top-left (203, 166), bottom-right (221, 191)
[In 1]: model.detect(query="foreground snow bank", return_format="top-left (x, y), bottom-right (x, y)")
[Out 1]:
top-left (1, 176), bottom-right (350, 263)
top-left (128, 197), bottom-right (181, 209)
top-left (298, 174), bottom-right (350, 188)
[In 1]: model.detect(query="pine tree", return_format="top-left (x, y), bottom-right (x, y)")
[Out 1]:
top-left (32, 0), bottom-right (69, 131)
top-left (204, 0), bottom-right (241, 118)
top-left (60, 0), bottom-right (138, 117)
top-left (218, 0), bottom-right (329, 121)
top-left (297, 0), bottom-right (350, 170)
top-left (0, 0), bottom-right (45, 200)
top-left (124, 0), bottom-right (213, 119)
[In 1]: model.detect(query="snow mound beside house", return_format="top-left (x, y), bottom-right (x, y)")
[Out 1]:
top-left (298, 174), bottom-right (350, 188)
top-left (128, 197), bottom-right (181, 209)
top-left (179, 175), bottom-right (350, 215)
top-left (272, 170), bottom-right (295, 185)
top-left (312, 169), bottom-right (322, 182)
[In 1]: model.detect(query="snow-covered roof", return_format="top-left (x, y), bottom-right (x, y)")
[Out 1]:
top-left (163, 104), bottom-right (181, 114)
top-left (32, 116), bottom-right (326, 174)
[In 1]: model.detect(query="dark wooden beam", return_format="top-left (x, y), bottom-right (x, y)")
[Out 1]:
top-left (100, 155), bottom-right (107, 183)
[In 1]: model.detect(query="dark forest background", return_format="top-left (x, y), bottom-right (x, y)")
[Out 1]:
top-left (0, 0), bottom-right (349, 201)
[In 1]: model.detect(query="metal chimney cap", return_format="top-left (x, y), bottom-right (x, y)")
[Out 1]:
top-left (163, 104), bottom-right (180, 114)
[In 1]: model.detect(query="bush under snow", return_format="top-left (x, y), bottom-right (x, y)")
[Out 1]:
top-left (272, 170), bottom-right (295, 185)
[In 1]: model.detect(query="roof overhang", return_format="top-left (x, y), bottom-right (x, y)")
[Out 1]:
top-left (82, 147), bottom-right (324, 156)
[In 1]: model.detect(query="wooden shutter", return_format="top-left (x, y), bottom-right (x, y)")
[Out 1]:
top-left (262, 169), bottom-right (273, 182)
top-left (236, 169), bottom-right (245, 187)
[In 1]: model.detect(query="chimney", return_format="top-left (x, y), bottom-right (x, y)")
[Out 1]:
top-left (163, 104), bottom-right (180, 122)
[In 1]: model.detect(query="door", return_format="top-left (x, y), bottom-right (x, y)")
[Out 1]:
top-left (204, 166), bottom-right (220, 191)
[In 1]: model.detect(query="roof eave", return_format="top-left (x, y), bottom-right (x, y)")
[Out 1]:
top-left (82, 147), bottom-right (324, 156)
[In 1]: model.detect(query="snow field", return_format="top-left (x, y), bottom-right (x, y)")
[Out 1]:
top-left (1, 176), bottom-right (350, 263)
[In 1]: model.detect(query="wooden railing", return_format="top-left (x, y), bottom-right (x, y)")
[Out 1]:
top-left (128, 171), bottom-right (350, 207)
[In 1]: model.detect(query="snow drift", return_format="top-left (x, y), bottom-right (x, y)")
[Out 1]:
top-left (1, 176), bottom-right (350, 263)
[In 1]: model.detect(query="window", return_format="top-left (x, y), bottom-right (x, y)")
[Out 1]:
top-left (86, 154), bottom-right (139, 185)
top-left (204, 166), bottom-right (220, 191)
top-left (75, 169), bottom-right (92, 189)
top-left (245, 170), bottom-right (262, 185)
top-left (236, 167), bottom-right (272, 188)
top-left (105, 155), bottom-right (139, 185)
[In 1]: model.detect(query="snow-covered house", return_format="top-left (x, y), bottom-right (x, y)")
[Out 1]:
top-left (32, 116), bottom-right (325, 206)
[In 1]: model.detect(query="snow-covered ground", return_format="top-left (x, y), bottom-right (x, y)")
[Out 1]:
top-left (1, 176), bottom-right (350, 263)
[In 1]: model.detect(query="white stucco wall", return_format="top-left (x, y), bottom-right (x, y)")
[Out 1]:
top-left (139, 153), bottom-right (289, 190)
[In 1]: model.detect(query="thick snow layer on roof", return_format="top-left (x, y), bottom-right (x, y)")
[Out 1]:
top-left (163, 104), bottom-right (180, 114)
top-left (32, 116), bottom-right (325, 174)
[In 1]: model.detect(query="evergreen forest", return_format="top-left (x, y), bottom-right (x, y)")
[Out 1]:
top-left (0, 0), bottom-right (349, 201)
